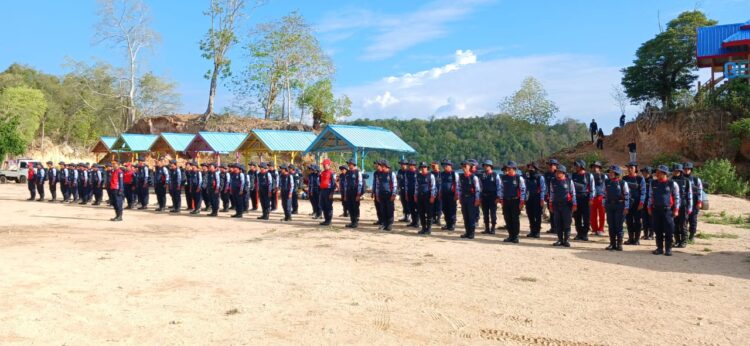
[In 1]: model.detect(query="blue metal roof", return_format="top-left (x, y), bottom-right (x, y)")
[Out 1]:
top-left (188, 132), bottom-right (248, 154)
top-left (697, 22), bottom-right (744, 58)
top-left (723, 27), bottom-right (750, 45)
top-left (157, 133), bottom-right (195, 152)
top-left (101, 136), bottom-right (117, 149)
top-left (112, 134), bottom-right (159, 152)
top-left (250, 130), bottom-right (316, 152)
top-left (305, 124), bottom-right (416, 154)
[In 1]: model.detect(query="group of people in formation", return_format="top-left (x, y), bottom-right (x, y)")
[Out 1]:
top-left (26, 155), bottom-right (704, 256)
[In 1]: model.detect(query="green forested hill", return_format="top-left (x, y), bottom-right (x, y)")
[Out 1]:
top-left (347, 115), bottom-right (588, 166)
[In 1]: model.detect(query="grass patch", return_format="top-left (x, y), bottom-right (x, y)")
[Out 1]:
top-left (702, 212), bottom-right (750, 227)
top-left (515, 276), bottom-right (538, 283)
top-left (225, 308), bottom-right (239, 316)
top-left (696, 232), bottom-right (740, 240)
top-left (702, 248), bottom-right (712, 252)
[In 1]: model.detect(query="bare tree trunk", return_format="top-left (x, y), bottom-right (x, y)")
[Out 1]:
top-left (204, 62), bottom-right (220, 122)
top-left (128, 49), bottom-right (137, 129)
top-left (312, 109), bottom-right (323, 131)
top-left (40, 114), bottom-right (46, 152)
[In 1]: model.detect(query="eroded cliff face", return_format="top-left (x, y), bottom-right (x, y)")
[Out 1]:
top-left (547, 109), bottom-right (749, 176)
top-left (127, 114), bottom-right (312, 134)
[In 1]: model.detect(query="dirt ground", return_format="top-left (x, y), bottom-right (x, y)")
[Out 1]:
top-left (1, 184), bottom-right (748, 345)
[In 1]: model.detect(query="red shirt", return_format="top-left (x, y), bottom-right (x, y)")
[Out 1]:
top-left (123, 170), bottom-right (134, 184)
top-left (27, 168), bottom-right (34, 180)
top-left (320, 170), bottom-right (333, 189)
top-left (111, 168), bottom-right (122, 190)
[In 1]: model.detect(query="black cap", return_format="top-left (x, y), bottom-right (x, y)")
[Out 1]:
top-left (503, 161), bottom-right (518, 170)
top-left (441, 159), bottom-right (453, 167)
top-left (418, 161), bottom-right (428, 168)
top-left (548, 159), bottom-right (559, 165)
top-left (626, 161), bottom-right (638, 167)
top-left (339, 165), bottom-right (348, 170)
top-left (138, 157), bottom-right (145, 162)
top-left (683, 162), bottom-right (694, 169)
top-left (279, 164), bottom-right (288, 170)
top-left (527, 162), bottom-right (539, 170)
top-left (268, 161), bottom-right (275, 167)
top-left (382, 161), bottom-right (390, 168)
top-left (346, 158), bottom-right (357, 165)
top-left (399, 159), bottom-right (407, 165)
top-left (288, 164), bottom-right (296, 170)
top-left (575, 159), bottom-right (586, 168)
top-left (408, 160), bottom-right (416, 166)
top-left (259, 162), bottom-right (268, 168)
top-left (46, 161), bottom-right (53, 164)
top-left (672, 163), bottom-right (684, 172)
top-left (58, 161), bottom-right (65, 165)
top-left (557, 164), bottom-right (568, 173)
top-left (640, 166), bottom-right (653, 174)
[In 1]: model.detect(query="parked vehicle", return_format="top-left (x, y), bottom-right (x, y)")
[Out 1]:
top-left (0, 159), bottom-right (41, 184)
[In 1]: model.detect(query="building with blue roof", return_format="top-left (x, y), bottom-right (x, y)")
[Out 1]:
top-left (150, 133), bottom-right (196, 159)
top-left (237, 129), bottom-right (316, 165)
top-left (697, 19), bottom-right (750, 87)
top-left (185, 131), bottom-right (248, 163)
top-left (304, 124), bottom-right (416, 169)
top-left (91, 136), bottom-right (118, 163)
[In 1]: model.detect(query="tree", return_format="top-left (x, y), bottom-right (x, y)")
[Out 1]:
top-left (610, 84), bottom-right (628, 116)
top-left (136, 72), bottom-right (182, 117)
top-left (0, 86), bottom-right (48, 144)
top-left (233, 12), bottom-right (333, 120)
top-left (297, 79), bottom-right (351, 130)
top-left (93, 0), bottom-right (160, 130)
top-left (200, 0), bottom-right (264, 121)
top-left (621, 11), bottom-right (716, 109)
top-left (498, 76), bottom-right (558, 126)
top-left (0, 116), bottom-right (25, 162)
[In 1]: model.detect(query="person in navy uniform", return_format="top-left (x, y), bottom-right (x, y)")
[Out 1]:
top-left (205, 163), bottom-right (221, 216)
top-left (649, 165), bottom-right (680, 256)
top-left (256, 163), bottom-right (274, 220)
top-left (414, 162), bottom-right (437, 235)
top-left (404, 160), bottom-right (418, 227)
top-left (247, 162), bottom-right (258, 211)
top-left (343, 159), bottom-right (364, 229)
top-left (458, 161), bottom-right (481, 239)
top-left (640, 166), bottom-right (654, 240)
top-left (268, 162), bottom-right (279, 212)
top-left (372, 161), bottom-right (384, 226)
top-left (219, 164), bottom-right (231, 212)
top-left (183, 162), bottom-right (193, 211)
top-left (590, 162), bottom-right (607, 236)
top-left (200, 163), bottom-right (210, 211)
top-left (307, 165), bottom-right (321, 219)
top-left (478, 160), bottom-right (500, 235)
top-left (136, 157), bottom-right (150, 209)
top-left (524, 162), bottom-right (546, 238)
top-left (375, 160), bottom-right (398, 231)
top-left (544, 159), bottom-right (560, 234)
top-left (34, 163), bottom-right (46, 201)
top-left (278, 164), bottom-right (295, 221)
top-left (396, 159), bottom-right (410, 223)
top-left (153, 158), bottom-right (170, 212)
top-left (69, 163), bottom-right (79, 203)
top-left (46, 161), bottom-right (58, 202)
top-left (671, 163), bottom-right (693, 248)
top-left (548, 165), bottom-right (576, 247)
top-left (439, 160), bottom-right (459, 231)
top-left (623, 162), bottom-right (646, 245)
top-left (229, 164), bottom-right (246, 218)
top-left (430, 161), bottom-right (442, 225)
top-left (499, 161), bottom-right (526, 243)
top-left (571, 160), bottom-right (595, 241)
top-left (318, 159), bottom-right (336, 226)
top-left (168, 160), bottom-right (182, 213)
top-left (109, 160), bottom-right (125, 221)
top-left (603, 165), bottom-right (630, 251)
top-left (60, 161), bottom-right (71, 202)
top-left (683, 162), bottom-right (703, 243)
top-left (338, 165), bottom-right (349, 217)
top-left (468, 159), bottom-right (481, 225)
top-left (189, 162), bottom-right (203, 215)
top-left (289, 164), bottom-right (301, 214)
top-left (91, 164), bottom-right (104, 206)
top-left (242, 164), bottom-right (251, 213)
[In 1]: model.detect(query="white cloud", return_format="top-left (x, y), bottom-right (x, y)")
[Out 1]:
top-left (340, 51), bottom-right (641, 131)
top-left (317, 0), bottom-right (493, 60)
top-left (385, 49), bottom-right (477, 88)
top-left (364, 91), bottom-right (400, 108)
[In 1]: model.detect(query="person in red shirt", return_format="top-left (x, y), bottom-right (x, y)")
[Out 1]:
top-left (318, 159), bottom-right (336, 226)
top-left (27, 165), bottom-right (36, 200)
top-left (109, 160), bottom-right (125, 221)
top-left (122, 163), bottom-right (135, 209)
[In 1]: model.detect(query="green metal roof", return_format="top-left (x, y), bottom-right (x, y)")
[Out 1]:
top-left (305, 124), bottom-right (416, 154)
top-left (252, 130), bottom-right (316, 152)
top-left (187, 132), bottom-right (248, 154)
top-left (157, 133), bottom-right (195, 152)
top-left (112, 134), bottom-right (159, 152)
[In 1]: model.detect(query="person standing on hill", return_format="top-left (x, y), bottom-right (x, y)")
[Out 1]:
top-left (571, 160), bottom-right (595, 241)
top-left (549, 165), bottom-right (576, 247)
top-left (499, 161), bottom-right (526, 243)
top-left (627, 141), bottom-right (637, 163)
top-left (596, 129), bottom-right (604, 150)
top-left (620, 114), bottom-right (626, 128)
top-left (25, 163), bottom-right (35, 201)
top-left (458, 160), bottom-right (482, 240)
top-left (603, 165), bottom-right (629, 251)
top-left (671, 164), bottom-right (693, 248)
top-left (278, 164), bottom-right (294, 222)
top-left (168, 160), bottom-right (182, 213)
top-left (524, 162), bottom-right (545, 238)
top-left (590, 162), bottom-right (607, 236)
top-left (307, 165), bottom-right (321, 219)
top-left (683, 162), bottom-right (703, 243)
top-left (649, 165), bottom-right (679, 256)
top-left (589, 119), bottom-right (598, 143)
top-left (46, 161), bottom-right (57, 202)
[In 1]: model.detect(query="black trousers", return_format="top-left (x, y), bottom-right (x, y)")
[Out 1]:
top-left (377, 195), bottom-right (395, 227)
top-left (407, 193), bottom-right (418, 223)
top-left (652, 207), bottom-right (675, 251)
top-left (208, 190), bottom-right (219, 213)
top-left (552, 202), bottom-right (573, 241)
top-left (527, 197), bottom-right (543, 234)
top-left (417, 194), bottom-right (433, 230)
top-left (320, 188), bottom-right (334, 222)
top-left (292, 190), bottom-right (299, 213)
top-left (374, 198), bottom-right (382, 223)
top-left (28, 181), bottom-right (36, 199)
top-left (49, 183), bottom-right (57, 200)
top-left (62, 183), bottom-right (70, 201)
top-left (124, 183), bottom-right (134, 207)
top-left (191, 188), bottom-right (202, 211)
top-left (281, 190), bottom-right (292, 218)
top-left (71, 183), bottom-right (79, 201)
top-left (202, 189), bottom-right (210, 210)
top-left (259, 189), bottom-right (271, 216)
top-left (573, 196), bottom-right (590, 235)
top-left (36, 183), bottom-right (45, 199)
top-left (432, 195), bottom-right (442, 222)
top-left (155, 184), bottom-right (167, 209)
top-left (625, 200), bottom-right (642, 240)
top-left (641, 204), bottom-right (652, 234)
top-left (106, 188), bottom-right (113, 205)
top-left (674, 206), bottom-right (689, 244)
top-left (399, 190), bottom-right (408, 217)
top-left (310, 189), bottom-right (320, 216)
top-left (271, 189), bottom-right (278, 210)
top-left (110, 190), bottom-right (123, 217)
top-left (249, 189), bottom-right (258, 210)
top-left (345, 192), bottom-right (360, 224)
top-left (139, 184), bottom-right (149, 207)
top-left (243, 189), bottom-right (251, 212)
top-left (93, 187), bottom-right (103, 204)
top-left (233, 191), bottom-right (246, 216)
top-left (460, 196), bottom-right (477, 237)
top-left (502, 199), bottom-right (521, 238)
top-left (481, 194), bottom-right (497, 227)
top-left (170, 188), bottom-right (182, 211)
top-left (221, 191), bottom-right (230, 210)
top-left (441, 192), bottom-right (457, 228)
top-left (185, 185), bottom-right (193, 210)
top-left (688, 205), bottom-right (699, 239)
top-left (606, 204), bottom-right (625, 238)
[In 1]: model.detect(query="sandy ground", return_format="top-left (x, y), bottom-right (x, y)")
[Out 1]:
top-left (0, 184), bottom-right (749, 345)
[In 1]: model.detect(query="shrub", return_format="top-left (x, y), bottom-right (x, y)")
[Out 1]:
top-left (729, 118), bottom-right (750, 139)
top-left (651, 153), bottom-right (682, 168)
top-left (709, 79), bottom-right (750, 118)
top-left (697, 158), bottom-right (750, 197)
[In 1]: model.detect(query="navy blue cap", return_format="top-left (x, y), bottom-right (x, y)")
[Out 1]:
top-left (557, 164), bottom-right (567, 173)
top-left (279, 164), bottom-right (288, 170)
top-left (503, 161), bottom-right (518, 169)
top-left (346, 158), bottom-right (357, 165)
top-left (418, 161), bottom-right (428, 168)
top-left (641, 166), bottom-right (653, 174)
top-left (468, 159), bottom-right (478, 166)
top-left (58, 161), bottom-right (65, 165)
top-left (339, 165), bottom-right (348, 170)
top-left (672, 163), bottom-right (684, 172)
top-left (408, 160), bottom-right (416, 166)
top-left (626, 161), bottom-right (638, 167)
top-left (527, 162), bottom-right (539, 170)
top-left (482, 159), bottom-right (494, 167)
top-left (288, 164), bottom-right (296, 170)
top-left (590, 161), bottom-right (602, 168)
top-left (656, 165), bottom-right (670, 174)
top-left (382, 161), bottom-right (390, 168)
top-left (575, 159), bottom-right (586, 168)
top-left (441, 159), bottom-right (453, 167)
top-left (683, 162), bottom-right (694, 169)
top-left (399, 159), bottom-right (408, 165)
top-left (259, 162), bottom-right (268, 168)
top-left (548, 159), bottom-right (559, 165)
top-left (608, 165), bottom-right (622, 176)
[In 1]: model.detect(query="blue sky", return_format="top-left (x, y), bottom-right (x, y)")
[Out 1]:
top-left (1, 0), bottom-right (748, 131)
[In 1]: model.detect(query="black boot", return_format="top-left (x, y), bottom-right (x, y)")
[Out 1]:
top-left (605, 234), bottom-right (616, 250)
top-left (482, 223), bottom-right (491, 234)
top-left (633, 230), bottom-right (641, 245)
top-left (489, 224), bottom-right (496, 235)
top-left (615, 235), bottom-right (623, 251)
top-left (563, 232), bottom-right (571, 247)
